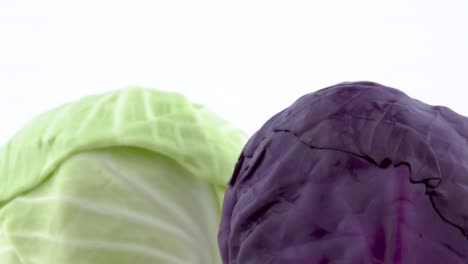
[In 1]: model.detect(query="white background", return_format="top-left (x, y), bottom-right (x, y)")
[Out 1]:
top-left (1, 0), bottom-right (467, 145)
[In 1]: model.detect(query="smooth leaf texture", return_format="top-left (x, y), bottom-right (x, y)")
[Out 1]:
top-left (0, 88), bottom-right (246, 263)
top-left (219, 81), bottom-right (468, 263)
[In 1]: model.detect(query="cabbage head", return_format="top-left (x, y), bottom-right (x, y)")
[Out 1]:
top-left (0, 88), bottom-right (246, 264)
top-left (219, 82), bottom-right (468, 263)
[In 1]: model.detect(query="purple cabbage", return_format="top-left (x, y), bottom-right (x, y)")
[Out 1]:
top-left (218, 82), bottom-right (468, 263)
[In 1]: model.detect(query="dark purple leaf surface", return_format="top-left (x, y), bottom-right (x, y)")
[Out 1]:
top-left (219, 82), bottom-right (468, 263)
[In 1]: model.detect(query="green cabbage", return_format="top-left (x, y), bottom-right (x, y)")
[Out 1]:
top-left (0, 88), bottom-right (246, 264)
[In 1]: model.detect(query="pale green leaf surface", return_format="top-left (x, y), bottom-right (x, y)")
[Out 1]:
top-left (0, 88), bottom-right (246, 263)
